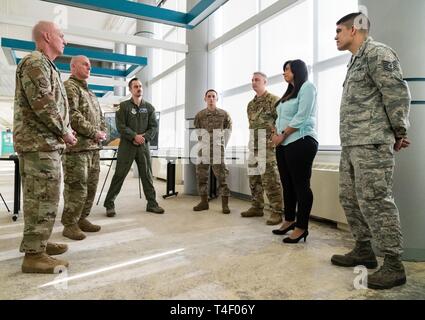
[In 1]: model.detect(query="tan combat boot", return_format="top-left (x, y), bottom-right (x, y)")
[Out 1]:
top-left (63, 224), bottom-right (86, 240)
top-left (266, 211), bottom-right (283, 225)
top-left (193, 195), bottom-right (209, 211)
top-left (22, 252), bottom-right (69, 274)
top-left (78, 218), bottom-right (101, 232)
top-left (46, 242), bottom-right (68, 255)
top-left (222, 196), bottom-right (230, 214)
top-left (241, 207), bottom-right (264, 217)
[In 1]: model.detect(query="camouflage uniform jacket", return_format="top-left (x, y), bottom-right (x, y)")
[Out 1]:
top-left (247, 91), bottom-right (279, 150)
top-left (64, 76), bottom-right (106, 153)
top-left (13, 50), bottom-right (71, 153)
top-left (194, 107), bottom-right (232, 149)
top-left (340, 37), bottom-right (411, 147)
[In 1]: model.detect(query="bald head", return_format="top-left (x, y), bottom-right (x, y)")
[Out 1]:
top-left (32, 21), bottom-right (55, 42)
top-left (70, 55), bottom-right (88, 66)
top-left (70, 55), bottom-right (91, 80)
top-left (32, 21), bottom-right (66, 60)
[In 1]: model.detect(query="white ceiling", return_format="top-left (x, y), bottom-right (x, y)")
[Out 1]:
top-left (0, 0), bottom-right (189, 128)
top-left (0, 0), bottom-right (146, 128)
top-left (0, 0), bottom-right (141, 97)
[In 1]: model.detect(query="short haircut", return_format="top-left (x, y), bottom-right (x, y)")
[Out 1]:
top-left (128, 78), bottom-right (141, 89)
top-left (337, 12), bottom-right (370, 32)
top-left (253, 71), bottom-right (268, 81)
top-left (70, 55), bottom-right (88, 66)
top-left (32, 21), bottom-right (55, 43)
top-left (205, 89), bottom-right (218, 97)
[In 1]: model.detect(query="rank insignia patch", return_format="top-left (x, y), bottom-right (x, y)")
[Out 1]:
top-left (383, 60), bottom-right (398, 72)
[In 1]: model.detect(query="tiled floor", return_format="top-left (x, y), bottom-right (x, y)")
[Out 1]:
top-left (0, 164), bottom-right (424, 300)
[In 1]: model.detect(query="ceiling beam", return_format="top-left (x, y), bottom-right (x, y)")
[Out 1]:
top-left (2, 38), bottom-right (147, 66)
top-left (88, 84), bottom-right (114, 92)
top-left (186, 0), bottom-right (228, 27)
top-left (41, 0), bottom-right (188, 27)
top-left (0, 14), bottom-right (188, 53)
top-left (208, 0), bottom-right (298, 51)
top-left (40, 0), bottom-right (229, 29)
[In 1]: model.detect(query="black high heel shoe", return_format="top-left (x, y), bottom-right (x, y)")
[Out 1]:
top-left (272, 223), bottom-right (295, 235)
top-left (283, 230), bottom-right (309, 243)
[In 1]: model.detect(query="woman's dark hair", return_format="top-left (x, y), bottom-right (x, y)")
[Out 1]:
top-left (278, 59), bottom-right (309, 104)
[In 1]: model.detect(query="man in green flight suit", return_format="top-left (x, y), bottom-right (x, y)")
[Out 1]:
top-left (103, 78), bottom-right (164, 216)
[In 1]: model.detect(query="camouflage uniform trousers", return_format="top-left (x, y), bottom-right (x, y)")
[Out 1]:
top-left (248, 148), bottom-right (283, 214)
top-left (196, 159), bottom-right (230, 197)
top-left (62, 150), bottom-right (100, 227)
top-left (19, 151), bottom-right (62, 253)
top-left (339, 144), bottom-right (403, 256)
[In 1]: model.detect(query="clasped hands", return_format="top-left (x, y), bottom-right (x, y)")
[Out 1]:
top-left (394, 137), bottom-right (411, 152)
top-left (64, 130), bottom-right (107, 146)
top-left (271, 128), bottom-right (286, 146)
top-left (133, 134), bottom-right (145, 146)
top-left (95, 131), bottom-right (107, 142)
top-left (63, 131), bottom-right (77, 146)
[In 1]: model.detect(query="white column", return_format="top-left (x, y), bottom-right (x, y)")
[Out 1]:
top-left (183, 0), bottom-right (210, 195)
top-left (359, 0), bottom-right (425, 260)
top-left (114, 42), bottom-right (126, 96)
top-left (136, 0), bottom-right (156, 102)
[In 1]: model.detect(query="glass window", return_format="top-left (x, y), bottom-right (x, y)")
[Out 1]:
top-left (221, 91), bottom-right (255, 147)
top-left (152, 81), bottom-right (162, 110)
top-left (260, 0), bottom-right (313, 76)
top-left (152, 29), bottom-right (186, 77)
top-left (215, 29), bottom-right (258, 92)
top-left (145, 2), bottom-right (187, 151)
top-left (316, 64), bottom-right (349, 146)
top-left (317, 0), bottom-right (359, 61)
top-left (176, 67), bottom-right (185, 106)
top-left (266, 81), bottom-right (287, 100)
top-left (175, 108), bottom-right (185, 148)
top-left (126, 44), bottom-right (136, 71)
top-left (163, 0), bottom-right (186, 12)
top-left (158, 112), bottom-right (176, 148)
top-left (161, 30), bottom-right (179, 72)
top-left (212, 0), bottom-right (257, 39)
top-left (151, 68), bottom-right (185, 149)
top-left (152, 48), bottom-right (162, 77)
top-left (176, 27), bottom-right (186, 45)
top-left (260, 0), bottom-right (279, 10)
top-left (160, 72), bottom-right (177, 111)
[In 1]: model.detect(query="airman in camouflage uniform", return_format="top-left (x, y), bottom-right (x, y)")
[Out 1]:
top-left (14, 21), bottom-right (77, 273)
top-left (193, 89), bottom-right (232, 214)
top-left (61, 56), bottom-right (107, 240)
top-left (241, 72), bottom-right (283, 225)
top-left (331, 13), bottom-right (411, 290)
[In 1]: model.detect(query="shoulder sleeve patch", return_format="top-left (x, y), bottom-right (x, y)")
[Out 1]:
top-left (38, 78), bottom-right (49, 89)
top-left (382, 60), bottom-right (398, 72)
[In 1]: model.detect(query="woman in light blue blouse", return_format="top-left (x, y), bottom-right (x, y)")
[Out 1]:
top-left (271, 59), bottom-right (318, 244)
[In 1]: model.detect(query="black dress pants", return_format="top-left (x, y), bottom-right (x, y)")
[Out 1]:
top-left (276, 136), bottom-right (318, 230)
